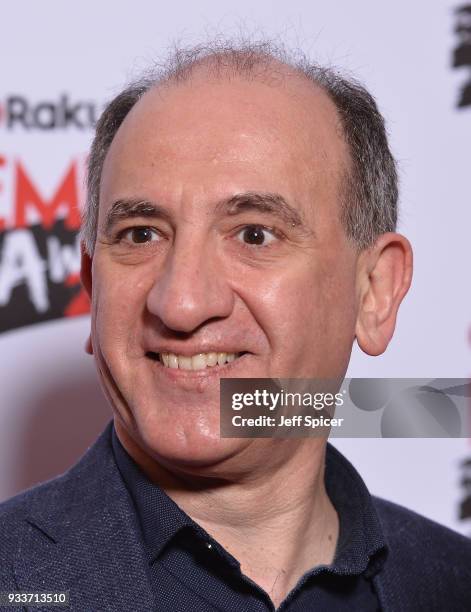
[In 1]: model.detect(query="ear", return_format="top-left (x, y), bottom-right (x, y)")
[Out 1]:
top-left (80, 242), bottom-right (94, 355)
top-left (355, 233), bottom-right (413, 356)
top-left (80, 241), bottom-right (92, 298)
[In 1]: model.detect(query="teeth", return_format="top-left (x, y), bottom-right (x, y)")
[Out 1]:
top-left (207, 352), bottom-right (218, 366)
top-left (168, 354), bottom-right (178, 369)
top-left (191, 354), bottom-right (207, 370)
top-left (159, 352), bottom-right (240, 370)
top-left (179, 356), bottom-right (192, 370)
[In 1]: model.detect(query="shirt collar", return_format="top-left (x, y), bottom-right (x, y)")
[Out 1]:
top-left (112, 427), bottom-right (388, 576)
top-left (111, 427), bottom-right (203, 561)
top-left (324, 443), bottom-right (388, 577)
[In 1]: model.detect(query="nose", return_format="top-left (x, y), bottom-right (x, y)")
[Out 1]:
top-left (146, 234), bottom-right (235, 333)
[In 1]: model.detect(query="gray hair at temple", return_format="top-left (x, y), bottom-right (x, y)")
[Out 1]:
top-left (81, 39), bottom-right (398, 255)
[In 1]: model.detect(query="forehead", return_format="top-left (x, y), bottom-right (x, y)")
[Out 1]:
top-left (100, 65), bottom-right (349, 214)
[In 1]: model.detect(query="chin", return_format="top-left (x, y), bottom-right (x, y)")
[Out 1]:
top-left (117, 411), bottom-right (245, 470)
top-left (144, 430), bottom-right (252, 477)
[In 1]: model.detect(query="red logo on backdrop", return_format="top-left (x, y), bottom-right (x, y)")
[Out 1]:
top-left (0, 156), bottom-right (90, 333)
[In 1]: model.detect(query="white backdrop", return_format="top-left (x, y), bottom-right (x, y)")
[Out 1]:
top-left (0, 0), bottom-right (470, 536)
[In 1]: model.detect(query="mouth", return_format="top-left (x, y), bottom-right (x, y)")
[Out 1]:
top-left (146, 351), bottom-right (249, 372)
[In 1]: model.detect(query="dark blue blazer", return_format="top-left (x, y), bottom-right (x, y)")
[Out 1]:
top-left (1, 423), bottom-right (470, 611)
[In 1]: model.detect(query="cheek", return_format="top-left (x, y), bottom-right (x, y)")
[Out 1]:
top-left (91, 259), bottom-right (153, 353)
top-left (232, 265), bottom-right (319, 356)
top-left (234, 259), bottom-right (357, 374)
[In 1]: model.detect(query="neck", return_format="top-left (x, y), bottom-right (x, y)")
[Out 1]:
top-left (185, 443), bottom-right (338, 607)
top-left (117, 426), bottom-right (338, 608)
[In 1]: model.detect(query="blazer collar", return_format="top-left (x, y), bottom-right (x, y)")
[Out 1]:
top-left (14, 422), bottom-right (155, 612)
top-left (13, 422), bottom-right (405, 611)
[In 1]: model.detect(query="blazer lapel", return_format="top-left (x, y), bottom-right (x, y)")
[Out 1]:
top-left (13, 423), bottom-right (155, 612)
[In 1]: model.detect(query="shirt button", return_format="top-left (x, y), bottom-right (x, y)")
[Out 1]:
top-left (205, 542), bottom-right (213, 550)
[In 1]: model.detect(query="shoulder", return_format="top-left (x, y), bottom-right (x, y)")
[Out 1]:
top-left (1, 471), bottom-right (56, 525)
top-left (373, 495), bottom-right (471, 561)
top-left (326, 442), bottom-right (471, 604)
top-left (372, 496), bottom-right (471, 609)
top-left (0, 423), bottom-right (115, 566)
top-left (0, 469), bottom-right (68, 522)
top-left (0, 473), bottom-right (69, 591)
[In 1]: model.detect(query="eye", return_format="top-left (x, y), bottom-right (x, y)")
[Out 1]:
top-left (236, 225), bottom-right (277, 247)
top-left (120, 227), bottom-right (160, 244)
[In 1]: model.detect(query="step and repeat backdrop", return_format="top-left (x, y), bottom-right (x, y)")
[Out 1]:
top-left (0, 1), bottom-right (470, 535)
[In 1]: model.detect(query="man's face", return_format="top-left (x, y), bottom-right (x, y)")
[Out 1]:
top-left (86, 68), bottom-right (360, 469)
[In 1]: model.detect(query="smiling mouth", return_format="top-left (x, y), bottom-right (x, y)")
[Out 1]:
top-left (146, 351), bottom-right (248, 371)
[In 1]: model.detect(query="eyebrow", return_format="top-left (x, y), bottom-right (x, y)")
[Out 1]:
top-left (103, 191), bottom-right (310, 236)
top-left (103, 199), bottom-right (173, 236)
top-left (217, 192), bottom-right (307, 229)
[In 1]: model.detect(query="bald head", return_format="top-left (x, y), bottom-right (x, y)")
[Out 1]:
top-left (98, 64), bottom-right (352, 269)
top-left (105, 62), bottom-right (347, 202)
top-left (82, 41), bottom-right (398, 254)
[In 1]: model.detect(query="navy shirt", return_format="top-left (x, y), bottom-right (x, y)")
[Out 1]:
top-left (112, 430), bottom-right (387, 611)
